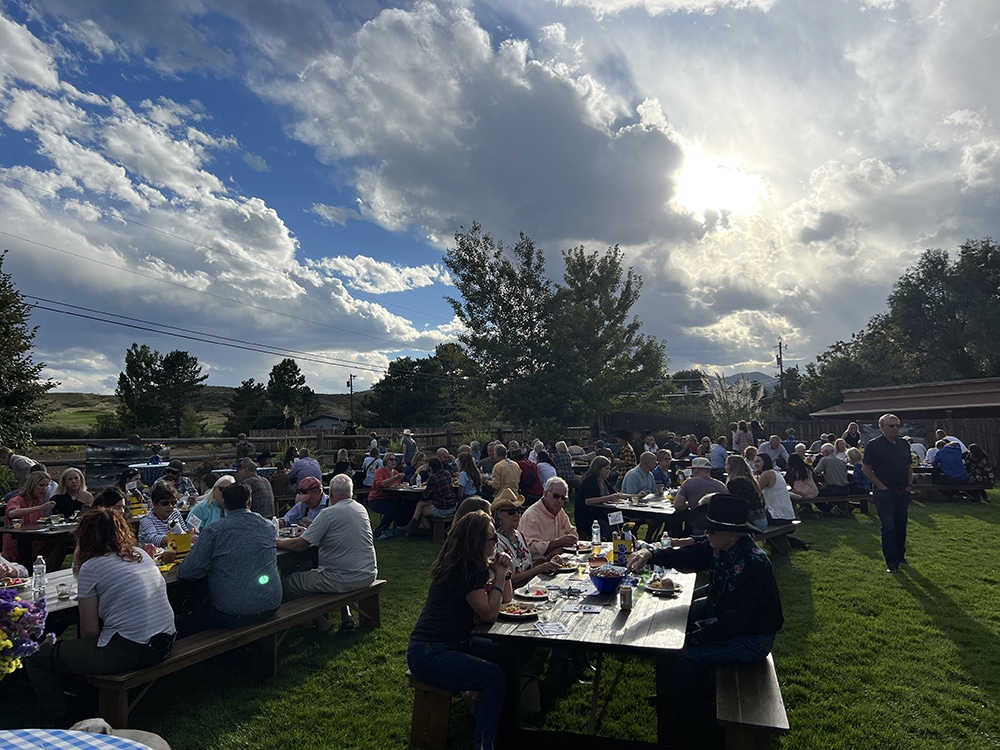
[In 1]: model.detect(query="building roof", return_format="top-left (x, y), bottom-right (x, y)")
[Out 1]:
top-left (809, 377), bottom-right (1000, 419)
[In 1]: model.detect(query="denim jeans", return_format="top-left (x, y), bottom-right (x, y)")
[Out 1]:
top-left (369, 498), bottom-right (398, 536)
top-left (407, 637), bottom-right (505, 750)
top-left (873, 488), bottom-right (910, 567)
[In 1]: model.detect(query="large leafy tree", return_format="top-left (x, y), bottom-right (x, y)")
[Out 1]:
top-left (159, 350), bottom-right (208, 436)
top-left (224, 378), bottom-right (274, 435)
top-left (364, 355), bottom-right (449, 426)
top-left (266, 358), bottom-right (319, 428)
top-left (444, 222), bottom-right (666, 430)
top-left (0, 251), bottom-right (56, 447)
top-left (115, 344), bottom-right (207, 436)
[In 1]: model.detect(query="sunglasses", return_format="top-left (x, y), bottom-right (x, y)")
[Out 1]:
top-left (158, 500), bottom-right (177, 507)
top-left (548, 492), bottom-right (567, 500)
top-left (500, 508), bottom-right (523, 516)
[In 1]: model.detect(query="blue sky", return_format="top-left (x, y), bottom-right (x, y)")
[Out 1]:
top-left (1, 0), bottom-right (998, 395)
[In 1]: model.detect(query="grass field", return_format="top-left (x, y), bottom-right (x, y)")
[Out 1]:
top-left (2, 495), bottom-right (999, 748)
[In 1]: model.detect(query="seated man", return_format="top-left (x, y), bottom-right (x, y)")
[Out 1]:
top-left (287, 448), bottom-right (323, 487)
top-left (279, 476), bottom-right (328, 528)
top-left (518, 479), bottom-right (578, 561)
top-left (175, 483), bottom-right (282, 636)
top-left (671, 457), bottom-right (727, 538)
top-left (155, 459), bottom-right (197, 498)
top-left (621, 452), bottom-right (657, 496)
top-left (758, 436), bottom-right (789, 471)
top-left (627, 493), bottom-right (783, 742)
top-left (710, 436), bottom-right (729, 480)
top-left (932, 441), bottom-right (969, 484)
top-left (813, 442), bottom-right (851, 515)
top-left (236, 458), bottom-right (276, 519)
top-left (276, 474), bottom-right (378, 632)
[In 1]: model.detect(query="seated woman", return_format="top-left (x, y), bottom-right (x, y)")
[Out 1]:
top-left (402, 457), bottom-right (456, 534)
top-left (332, 448), bottom-right (353, 477)
top-left (626, 493), bottom-right (783, 743)
top-left (782, 453), bottom-right (818, 511)
top-left (847, 448), bottom-right (872, 494)
top-left (491, 489), bottom-right (559, 588)
top-left (26, 508), bottom-right (176, 725)
top-left (188, 474), bottom-right (235, 531)
top-left (115, 467), bottom-right (149, 511)
top-left (407, 511), bottom-right (513, 750)
top-left (652, 449), bottom-right (674, 490)
top-left (833, 438), bottom-right (850, 463)
top-left (138, 484), bottom-right (189, 548)
top-left (361, 448), bottom-right (382, 488)
top-left (754, 453), bottom-right (796, 524)
top-left (842, 421), bottom-right (863, 449)
top-left (404, 451), bottom-right (430, 486)
top-left (49, 467), bottom-right (95, 518)
top-left (725, 455), bottom-right (767, 531)
top-left (964, 444), bottom-right (995, 501)
top-left (3, 471), bottom-right (56, 564)
top-left (457, 452), bottom-right (483, 499)
top-left (91, 487), bottom-right (128, 514)
top-left (370, 453), bottom-right (405, 540)
top-left (575, 456), bottom-right (623, 541)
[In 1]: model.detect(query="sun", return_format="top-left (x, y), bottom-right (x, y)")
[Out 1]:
top-left (672, 145), bottom-right (769, 221)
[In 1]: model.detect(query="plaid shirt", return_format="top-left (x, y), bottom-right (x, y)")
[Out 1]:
top-left (423, 469), bottom-right (456, 511)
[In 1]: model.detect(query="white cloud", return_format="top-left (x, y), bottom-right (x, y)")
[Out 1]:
top-left (0, 12), bottom-right (60, 91)
top-left (308, 255), bottom-right (451, 294)
top-left (547, 0), bottom-right (776, 18)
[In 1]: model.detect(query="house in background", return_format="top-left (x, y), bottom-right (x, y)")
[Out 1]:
top-left (300, 415), bottom-right (349, 432)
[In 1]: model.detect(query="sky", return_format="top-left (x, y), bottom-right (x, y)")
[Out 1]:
top-left (1, 0), bottom-right (998, 396)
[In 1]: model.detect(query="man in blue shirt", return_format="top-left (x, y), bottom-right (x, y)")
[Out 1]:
top-left (622, 452), bottom-right (657, 496)
top-left (931, 441), bottom-right (969, 484)
top-left (710, 436), bottom-right (729, 480)
top-left (279, 475), bottom-right (329, 528)
top-left (175, 483), bottom-right (282, 636)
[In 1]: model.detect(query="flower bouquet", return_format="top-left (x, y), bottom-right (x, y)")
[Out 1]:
top-left (0, 589), bottom-right (50, 679)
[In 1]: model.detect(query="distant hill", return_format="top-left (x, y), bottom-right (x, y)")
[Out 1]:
top-left (723, 371), bottom-right (778, 389)
top-left (41, 387), bottom-right (372, 435)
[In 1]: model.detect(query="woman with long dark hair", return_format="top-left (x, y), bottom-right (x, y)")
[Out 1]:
top-left (407, 511), bottom-right (513, 750)
top-left (27, 508), bottom-right (175, 725)
top-left (575, 456), bottom-right (624, 540)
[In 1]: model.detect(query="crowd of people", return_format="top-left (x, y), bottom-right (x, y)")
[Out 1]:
top-left (2, 420), bottom-right (995, 743)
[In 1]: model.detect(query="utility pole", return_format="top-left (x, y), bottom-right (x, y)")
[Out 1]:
top-left (346, 374), bottom-right (356, 424)
top-left (776, 339), bottom-right (786, 418)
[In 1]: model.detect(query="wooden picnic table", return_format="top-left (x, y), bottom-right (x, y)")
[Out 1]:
top-left (475, 562), bottom-right (695, 748)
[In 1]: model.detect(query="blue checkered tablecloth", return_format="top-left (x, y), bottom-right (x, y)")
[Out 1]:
top-left (0, 728), bottom-right (153, 750)
top-left (211, 467), bottom-right (276, 479)
top-left (127, 462), bottom-right (171, 486)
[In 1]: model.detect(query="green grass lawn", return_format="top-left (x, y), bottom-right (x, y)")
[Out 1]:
top-left (2, 495), bottom-right (1000, 748)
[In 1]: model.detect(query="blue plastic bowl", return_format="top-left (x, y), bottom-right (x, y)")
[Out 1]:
top-left (589, 567), bottom-right (625, 594)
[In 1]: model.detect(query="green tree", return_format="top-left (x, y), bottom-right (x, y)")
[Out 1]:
top-left (115, 344), bottom-right (207, 436)
top-left (444, 222), bottom-right (666, 430)
top-left (552, 245), bottom-right (667, 418)
top-left (887, 238), bottom-right (1000, 379)
top-left (224, 378), bottom-right (274, 434)
top-left (0, 251), bottom-right (56, 447)
top-left (116, 344), bottom-right (164, 434)
top-left (364, 355), bottom-right (448, 426)
top-left (159, 350), bottom-right (208, 436)
top-left (266, 359), bottom-right (318, 428)
top-left (444, 222), bottom-right (555, 427)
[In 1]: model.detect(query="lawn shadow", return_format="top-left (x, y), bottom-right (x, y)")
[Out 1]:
top-left (897, 565), bottom-right (1000, 706)
top-left (768, 550), bottom-right (815, 664)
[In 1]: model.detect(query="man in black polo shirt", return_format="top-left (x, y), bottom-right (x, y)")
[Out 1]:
top-left (862, 413), bottom-right (913, 573)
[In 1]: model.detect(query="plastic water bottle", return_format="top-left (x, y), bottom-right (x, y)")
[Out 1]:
top-left (660, 531), bottom-right (672, 550)
top-left (591, 520), bottom-right (601, 546)
top-left (32, 556), bottom-right (46, 598)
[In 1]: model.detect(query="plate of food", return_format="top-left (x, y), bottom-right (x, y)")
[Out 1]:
top-left (515, 586), bottom-right (548, 600)
top-left (548, 555), bottom-right (576, 574)
top-left (499, 602), bottom-right (539, 619)
top-left (576, 541), bottom-right (593, 554)
top-left (0, 577), bottom-right (29, 590)
top-left (646, 577), bottom-right (682, 596)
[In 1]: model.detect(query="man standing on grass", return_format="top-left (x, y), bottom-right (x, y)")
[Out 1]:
top-left (863, 413), bottom-right (913, 573)
top-left (277, 474), bottom-right (377, 633)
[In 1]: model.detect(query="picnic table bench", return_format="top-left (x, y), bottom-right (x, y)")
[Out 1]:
top-left (755, 520), bottom-right (800, 555)
top-left (89, 579), bottom-right (385, 728)
top-left (716, 653), bottom-right (789, 748)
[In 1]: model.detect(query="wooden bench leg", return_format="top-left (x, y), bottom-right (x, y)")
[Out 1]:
top-left (250, 634), bottom-right (278, 680)
top-left (356, 591), bottom-right (382, 629)
top-left (409, 678), bottom-right (451, 750)
top-left (98, 686), bottom-right (130, 729)
top-left (767, 534), bottom-right (790, 556)
top-left (724, 724), bottom-right (777, 750)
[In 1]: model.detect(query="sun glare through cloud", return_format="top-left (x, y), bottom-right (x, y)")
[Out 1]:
top-left (672, 144), bottom-right (769, 221)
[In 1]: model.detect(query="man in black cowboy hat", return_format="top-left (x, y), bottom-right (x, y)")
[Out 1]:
top-left (628, 493), bottom-right (783, 738)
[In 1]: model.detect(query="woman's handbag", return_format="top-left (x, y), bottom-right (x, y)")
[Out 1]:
top-left (792, 476), bottom-right (818, 499)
